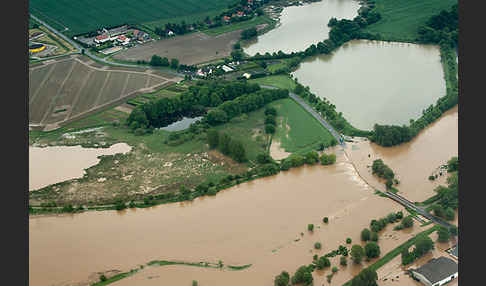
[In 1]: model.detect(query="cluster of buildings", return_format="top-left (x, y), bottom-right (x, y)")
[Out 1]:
top-left (409, 256), bottom-right (458, 286)
top-left (195, 62), bottom-right (240, 78)
top-left (76, 25), bottom-right (151, 48)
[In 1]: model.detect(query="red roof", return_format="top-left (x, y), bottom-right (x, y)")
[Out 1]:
top-left (223, 16), bottom-right (231, 21)
top-left (96, 34), bottom-right (108, 40)
top-left (117, 35), bottom-right (127, 41)
top-left (237, 11), bottom-right (244, 16)
top-left (133, 29), bottom-right (140, 36)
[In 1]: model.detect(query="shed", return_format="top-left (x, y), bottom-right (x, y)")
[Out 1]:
top-left (410, 257), bottom-right (458, 286)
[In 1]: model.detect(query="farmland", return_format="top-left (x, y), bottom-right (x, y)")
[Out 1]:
top-left (29, 55), bottom-right (182, 130)
top-left (362, 0), bottom-right (458, 41)
top-left (29, 0), bottom-right (239, 36)
top-left (113, 30), bottom-right (244, 66)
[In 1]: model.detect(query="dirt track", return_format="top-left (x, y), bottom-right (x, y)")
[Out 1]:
top-left (113, 30), bottom-right (243, 65)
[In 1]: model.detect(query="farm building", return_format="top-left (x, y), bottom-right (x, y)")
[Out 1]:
top-left (221, 65), bottom-right (233, 72)
top-left (94, 34), bottom-right (110, 44)
top-left (117, 35), bottom-right (130, 45)
top-left (410, 257), bottom-right (458, 286)
top-left (167, 30), bottom-right (175, 36)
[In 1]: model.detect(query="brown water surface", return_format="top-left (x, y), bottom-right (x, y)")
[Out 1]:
top-left (292, 40), bottom-right (446, 130)
top-left (29, 106), bottom-right (457, 286)
top-left (29, 143), bottom-right (132, 191)
top-left (243, 0), bottom-right (360, 55)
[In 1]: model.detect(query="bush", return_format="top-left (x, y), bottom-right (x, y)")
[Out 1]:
top-left (332, 266), bottom-right (339, 273)
top-left (100, 275), bottom-right (107, 282)
top-left (449, 225), bottom-right (458, 236)
top-left (370, 232), bottom-right (378, 242)
top-left (316, 256), bottom-right (331, 269)
top-left (265, 124), bottom-right (276, 134)
top-left (396, 211), bottom-right (404, 219)
top-left (428, 175), bottom-right (436, 181)
top-left (314, 242), bottom-right (322, 249)
top-left (340, 256), bottom-right (347, 266)
top-left (323, 217), bottom-right (329, 223)
top-left (192, 281), bottom-right (198, 286)
top-left (320, 153), bottom-right (337, 165)
top-left (401, 216), bottom-right (414, 228)
top-left (364, 242), bottom-right (380, 258)
top-left (350, 245), bottom-right (365, 264)
top-left (437, 226), bottom-right (451, 242)
top-left (291, 265), bottom-right (313, 285)
top-left (346, 238), bottom-right (352, 244)
top-left (361, 228), bottom-right (371, 241)
top-left (274, 271), bottom-right (290, 286)
top-left (308, 224), bottom-right (314, 232)
top-left (445, 208), bottom-right (455, 221)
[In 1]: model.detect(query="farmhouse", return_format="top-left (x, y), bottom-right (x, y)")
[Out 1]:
top-left (410, 257), bottom-right (458, 286)
top-left (117, 35), bottom-right (130, 45)
top-left (94, 34), bottom-right (110, 44)
top-left (221, 65), bottom-right (233, 72)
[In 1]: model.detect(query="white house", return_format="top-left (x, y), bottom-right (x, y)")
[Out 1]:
top-left (117, 35), bottom-right (130, 45)
top-left (242, 73), bottom-right (251, 79)
top-left (221, 65), bottom-right (233, 72)
top-left (94, 34), bottom-right (110, 44)
top-left (167, 30), bottom-right (175, 36)
top-left (410, 257), bottom-right (458, 286)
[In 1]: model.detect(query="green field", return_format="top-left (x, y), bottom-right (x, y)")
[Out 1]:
top-left (29, 0), bottom-right (239, 36)
top-left (249, 75), bottom-right (297, 91)
top-left (363, 0), bottom-right (458, 41)
top-left (269, 98), bottom-right (334, 154)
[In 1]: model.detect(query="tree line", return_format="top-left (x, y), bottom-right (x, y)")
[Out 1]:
top-left (417, 4), bottom-right (458, 48)
top-left (126, 80), bottom-right (261, 131)
top-left (207, 130), bottom-right (247, 163)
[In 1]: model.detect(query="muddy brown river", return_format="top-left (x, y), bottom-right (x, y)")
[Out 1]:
top-left (29, 105), bottom-right (457, 286)
top-left (29, 143), bottom-right (132, 191)
top-left (244, 0), bottom-right (360, 56)
top-left (292, 40), bottom-right (446, 130)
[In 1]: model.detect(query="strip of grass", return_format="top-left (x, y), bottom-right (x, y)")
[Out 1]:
top-left (342, 225), bottom-right (439, 286)
top-left (362, 0), bottom-right (457, 42)
top-left (249, 74), bottom-right (296, 90)
top-left (202, 16), bottom-right (274, 36)
top-left (91, 269), bottom-right (139, 286)
top-left (269, 97), bottom-right (334, 154)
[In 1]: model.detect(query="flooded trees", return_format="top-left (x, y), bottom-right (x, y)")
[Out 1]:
top-left (364, 242), bottom-right (380, 259)
top-left (320, 153), bottom-right (336, 165)
top-left (274, 271), bottom-right (290, 286)
top-left (437, 226), bottom-right (451, 242)
top-left (350, 245), bottom-right (365, 264)
top-left (350, 268), bottom-right (378, 286)
top-left (291, 265), bottom-right (313, 286)
top-left (361, 228), bottom-right (371, 241)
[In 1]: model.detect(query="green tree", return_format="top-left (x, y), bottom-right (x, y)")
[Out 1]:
top-left (447, 156), bottom-right (458, 172)
top-left (230, 140), bottom-right (247, 162)
top-left (231, 50), bottom-right (244, 61)
top-left (219, 133), bottom-right (232, 155)
top-left (361, 228), bottom-right (371, 241)
top-left (207, 109), bottom-right (228, 125)
top-left (314, 242), bottom-right (322, 249)
top-left (207, 129), bottom-right (219, 149)
top-left (291, 265), bottom-right (313, 285)
top-left (274, 271), bottom-right (290, 286)
top-left (192, 280), bottom-right (198, 286)
top-left (170, 58), bottom-right (179, 69)
top-left (320, 153), bottom-right (336, 165)
top-left (370, 232), bottom-right (378, 242)
top-left (332, 266), bottom-right (338, 273)
top-left (350, 245), bottom-right (365, 264)
top-left (340, 256), bottom-right (347, 266)
top-left (316, 256), bottom-right (330, 269)
top-left (437, 226), bottom-right (451, 242)
top-left (449, 225), bottom-right (458, 237)
top-left (265, 124), bottom-right (276, 134)
top-left (401, 216), bottom-right (414, 228)
top-left (351, 268), bottom-right (378, 286)
top-left (445, 208), bottom-right (455, 221)
top-left (413, 235), bottom-right (434, 257)
top-left (308, 224), bottom-right (314, 232)
top-left (364, 242), bottom-right (381, 258)
top-left (323, 217), bottom-right (329, 223)
top-left (346, 238), bottom-right (352, 244)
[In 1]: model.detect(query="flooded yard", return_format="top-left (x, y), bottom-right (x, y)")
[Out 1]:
top-left (292, 40), bottom-right (446, 130)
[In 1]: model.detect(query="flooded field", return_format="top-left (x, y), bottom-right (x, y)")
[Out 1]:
top-left (244, 0), bottom-right (360, 55)
top-left (346, 105), bottom-right (458, 202)
top-left (29, 143), bottom-right (132, 191)
top-left (292, 40), bottom-right (446, 130)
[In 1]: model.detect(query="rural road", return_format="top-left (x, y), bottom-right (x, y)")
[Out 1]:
top-left (260, 84), bottom-right (345, 146)
top-left (30, 14), bottom-right (184, 77)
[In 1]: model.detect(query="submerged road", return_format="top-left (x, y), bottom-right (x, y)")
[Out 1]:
top-left (260, 84), bottom-right (457, 231)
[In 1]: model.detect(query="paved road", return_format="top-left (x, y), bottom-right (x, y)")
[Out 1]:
top-left (260, 84), bottom-right (345, 146)
top-left (30, 14), bottom-right (184, 77)
top-left (384, 191), bottom-right (455, 229)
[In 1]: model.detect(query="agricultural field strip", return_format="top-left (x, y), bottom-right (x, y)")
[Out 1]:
top-left (92, 72), bottom-right (112, 108)
top-left (58, 80), bottom-right (170, 126)
top-left (119, 74), bottom-right (132, 100)
top-left (39, 60), bottom-right (77, 124)
top-left (64, 70), bottom-right (95, 120)
top-left (29, 64), bottom-right (56, 105)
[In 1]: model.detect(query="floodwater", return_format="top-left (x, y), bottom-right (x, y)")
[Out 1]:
top-left (160, 117), bottom-right (203, 132)
top-left (345, 105), bottom-right (458, 202)
top-left (29, 143), bottom-right (132, 191)
top-left (243, 0), bottom-right (360, 56)
top-left (292, 40), bottom-right (446, 130)
top-left (29, 106), bottom-right (457, 286)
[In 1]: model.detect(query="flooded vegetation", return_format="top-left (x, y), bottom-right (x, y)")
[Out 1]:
top-left (160, 117), bottom-right (203, 132)
top-left (292, 40), bottom-right (446, 130)
top-left (29, 143), bottom-right (132, 191)
top-left (244, 0), bottom-right (360, 56)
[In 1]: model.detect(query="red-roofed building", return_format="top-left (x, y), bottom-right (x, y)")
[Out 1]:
top-left (94, 34), bottom-right (110, 44)
top-left (223, 16), bottom-right (231, 22)
top-left (237, 11), bottom-right (245, 17)
top-left (117, 35), bottom-right (130, 45)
